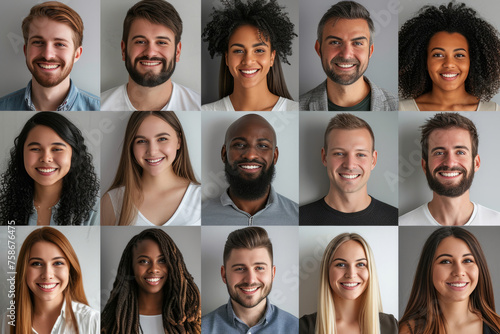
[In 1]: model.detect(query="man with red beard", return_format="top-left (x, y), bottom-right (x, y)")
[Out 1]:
top-left (202, 114), bottom-right (298, 225)
top-left (0, 1), bottom-right (99, 111)
top-left (202, 227), bottom-right (298, 333)
top-left (400, 113), bottom-right (500, 226)
top-left (299, 1), bottom-right (397, 111)
top-left (100, 0), bottom-right (200, 111)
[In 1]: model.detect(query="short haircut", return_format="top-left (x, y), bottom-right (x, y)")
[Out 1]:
top-left (324, 113), bottom-right (375, 151)
top-left (122, 0), bottom-right (183, 45)
top-left (317, 1), bottom-right (374, 46)
top-left (223, 227), bottom-right (273, 266)
top-left (420, 112), bottom-right (479, 163)
top-left (22, 1), bottom-right (84, 48)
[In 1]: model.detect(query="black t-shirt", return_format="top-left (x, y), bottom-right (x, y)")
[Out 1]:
top-left (299, 196), bottom-right (398, 226)
top-left (328, 91), bottom-right (371, 111)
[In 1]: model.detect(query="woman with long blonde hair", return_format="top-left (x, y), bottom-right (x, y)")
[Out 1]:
top-left (300, 233), bottom-right (397, 334)
top-left (101, 111), bottom-right (200, 226)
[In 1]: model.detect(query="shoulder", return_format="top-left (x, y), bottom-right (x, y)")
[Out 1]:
top-left (371, 197), bottom-right (398, 214)
top-left (477, 101), bottom-right (500, 111)
top-left (0, 87), bottom-right (27, 110)
top-left (365, 77), bottom-right (398, 111)
top-left (398, 319), bottom-right (415, 334)
top-left (201, 304), bottom-right (228, 329)
top-left (299, 312), bottom-right (317, 334)
top-left (299, 198), bottom-right (329, 225)
top-left (100, 84), bottom-right (128, 111)
top-left (473, 204), bottom-right (500, 225)
top-left (399, 98), bottom-right (419, 111)
top-left (379, 312), bottom-right (398, 334)
top-left (273, 191), bottom-right (299, 216)
top-left (399, 204), bottom-right (433, 226)
top-left (269, 305), bottom-right (298, 330)
top-left (202, 97), bottom-right (227, 111)
top-left (300, 81), bottom-right (327, 111)
top-left (73, 87), bottom-right (100, 111)
top-left (71, 302), bottom-right (99, 328)
top-left (169, 82), bottom-right (201, 110)
top-left (274, 97), bottom-right (299, 111)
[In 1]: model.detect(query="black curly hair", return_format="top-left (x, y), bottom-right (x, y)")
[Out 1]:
top-left (399, 2), bottom-right (500, 101)
top-left (202, 0), bottom-right (297, 99)
top-left (0, 112), bottom-right (99, 226)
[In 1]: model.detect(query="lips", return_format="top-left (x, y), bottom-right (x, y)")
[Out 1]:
top-left (435, 167), bottom-right (465, 179)
top-left (440, 72), bottom-right (459, 81)
top-left (446, 281), bottom-right (469, 290)
top-left (140, 61), bottom-right (162, 67)
top-left (339, 173), bottom-right (360, 179)
top-left (238, 163), bottom-right (263, 174)
top-left (239, 68), bottom-right (260, 78)
top-left (38, 63), bottom-right (60, 70)
top-left (135, 57), bottom-right (165, 68)
top-left (145, 157), bottom-right (165, 166)
top-left (340, 282), bottom-right (361, 290)
top-left (145, 277), bottom-right (163, 286)
top-left (36, 283), bottom-right (59, 292)
top-left (237, 284), bottom-right (261, 295)
top-left (36, 167), bottom-right (58, 176)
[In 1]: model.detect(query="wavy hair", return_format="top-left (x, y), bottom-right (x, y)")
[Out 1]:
top-left (316, 233), bottom-right (382, 334)
top-left (13, 227), bottom-right (89, 334)
top-left (101, 228), bottom-right (201, 334)
top-left (107, 111), bottom-right (198, 226)
top-left (202, 0), bottom-right (297, 99)
top-left (0, 112), bottom-right (99, 226)
top-left (400, 227), bottom-right (500, 334)
top-left (399, 2), bottom-right (500, 101)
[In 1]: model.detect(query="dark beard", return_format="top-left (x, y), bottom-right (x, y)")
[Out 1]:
top-left (425, 163), bottom-right (475, 198)
top-left (224, 159), bottom-right (275, 200)
top-left (125, 52), bottom-right (176, 87)
top-left (323, 55), bottom-right (364, 86)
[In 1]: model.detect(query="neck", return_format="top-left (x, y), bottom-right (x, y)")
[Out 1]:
top-left (231, 297), bottom-right (267, 328)
top-left (126, 79), bottom-right (173, 111)
top-left (34, 181), bottom-right (63, 207)
top-left (324, 187), bottom-right (371, 213)
top-left (138, 290), bottom-right (163, 315)
top-left (140, 168), bottom-right (179, 190)
top-left (326, 76), bottom-right (370, 107)
top-left (427, 191), bottom-right (474, 226)
top-left (333, 294), bottom-right (362, 324)
top-left (228, 186), bottom-right (270, 216)
top-left (230, 83), bottom-right (279, 111)
top-left (30, 77), bottom-right (71, 111)
top-left (439, 298), bottom-right (475, 326)
top-left (33, 294), bottom-right (64, 317)
top-left (417, 87), bottom-right (478, 111)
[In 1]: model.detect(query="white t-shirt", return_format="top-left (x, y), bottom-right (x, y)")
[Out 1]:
top-left (202, 96), bottom-right (298, 111)
top-left (107, 183), bottom-right (201, 226)
top-left (100, 82), bottom-right (200, 111)
top-left (2, 301), bottom-right (99, 334)
top-left (139, 315), bottom-right (163, 334)
top-left (399, 202), bottom-right (500, 226)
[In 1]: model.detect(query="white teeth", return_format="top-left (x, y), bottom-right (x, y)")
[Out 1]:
top-left (441, 73), bottom-right (458, 78)
top-left (449, 282), bottom-right (467, 287)
top-left (146, 158), bottom-right (163, 163)
top-left (241, 287), bottom-right (258, 292)
top-left (146, 278), bottom-right (160, 283)
top-left (39, 283), bottom-right (57, 289)
top-left (241, 69), bottom-right (258, 74)
top-left (341, 283), bottom-right (359, 287)
top-left (337, 64), bottom-right (355, 68)
top-left (440, 172), bottom-right (460, 177)
top-left (39, 64), bottom-right (59, 69)
top-left (240, 165), bottom-right (260, 169)
top-left (340, 174), bottom-right (359, 179)
top-left (37, 168), bottom-right (56, 173)
top-left (141, 61), bottom-right (161, 66)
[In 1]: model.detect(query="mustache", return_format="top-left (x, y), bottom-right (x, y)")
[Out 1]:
top-left (330, 56), bottom-right (360, 66)
top-left (434, 166), bottom-right (466, 173)
top-left (32, 57), bottom-right (63, 64)
top-left (236, 283), bottom-right (262, 288)
top-left (134, 56), bottom-right (166, 66)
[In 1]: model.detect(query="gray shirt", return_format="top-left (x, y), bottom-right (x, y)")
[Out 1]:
top-left (202, 298), bottom-right (298, 334)
top-left (202, 186), bottom-right (298, 225)
top-left (299, 77), bottom-right (398, 111)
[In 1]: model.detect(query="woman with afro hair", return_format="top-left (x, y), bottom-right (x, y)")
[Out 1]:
top-left (0, 112), bottom-right (99, 225)
top-left (202, 0), bottom-right (298, 111)
top-left (399, 2), bottom-right (500, 111)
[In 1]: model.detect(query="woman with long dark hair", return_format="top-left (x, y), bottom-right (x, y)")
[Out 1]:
top-left (0, 112), bottom-right (99, 225)
top-left (202, 0), bottom-right (298, 111)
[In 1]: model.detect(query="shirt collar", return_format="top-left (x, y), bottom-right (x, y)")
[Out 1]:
top-left (220, 186), bottom-right (278, 208)
top-left (226, 297), bottom-right (273, 327)
top-left (24, 79), bottom-right (77, 111)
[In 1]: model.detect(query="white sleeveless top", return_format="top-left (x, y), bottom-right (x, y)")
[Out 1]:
top-left (108, 183), bottom-right (201, 226)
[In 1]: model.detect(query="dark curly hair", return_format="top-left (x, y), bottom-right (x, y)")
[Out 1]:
top-left (399, 2), bottom-right (500, 101)
top-left (202, 0), bottom-right (297, 99)
top-left (0, 112), bottom-right (99, 226)
top-left (101, 228), bottom-right (201, 334)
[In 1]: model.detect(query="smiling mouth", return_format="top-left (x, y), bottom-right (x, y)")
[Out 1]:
top-left (38, 63), bottom-right (60, 70)
top-left (339, 173), bottom-right (360, 179)
top-left (140, 61), bottom-right (162, 66)
top-left (238, 163), bottom-right (262, 173)
top-left (340, 282), bottom-right (361, 289)
top-left (447, 282), bottom-right (468, 288)
top-left (145, 157), bottom-right (165, 165)
top-left (145, 277), bottom-right (163, 285)
top-left (439, 171), bottom-right (461, 177)
top-left (336, 63), bottom-right (356, 69)
top-left (238, 285), bottom-right (261, 294)
top-left (37, 283), bottom-right (59, 291)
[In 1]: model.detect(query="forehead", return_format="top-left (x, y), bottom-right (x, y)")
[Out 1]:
top-left (25, 125), bottom-right (65, 144)
top-left (226, 117), bottom-right (276, 144)
top-left (136, 115), bottom-right (176, 135)
top-left (229, 24), bottom-right (269, 46)
top-left (28, 17), bottom-right (75, 42)
top-left (333, 240), bottom-right (366, 258)
top-left (133, 239), bottom-right (162, 256)
top-left (226, 247), bottom-right (272, 265)
top-left (322, 18), bottom-right (370, 40)
top-left (428, 127), bottom-right (472, 149)
top-left (29, 241), bottom-right (64, 257)
top-left (428, 32), bottom-right (469, 51)
top-left (327, 128), bottom-right (373, 149)
top-left (434, 237), bottom-right (472, 256)
top-left (128, 17), bottom-right (175, 41)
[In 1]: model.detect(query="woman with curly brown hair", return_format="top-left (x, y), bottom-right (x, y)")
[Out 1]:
top-left (399, 2), bottom-right (500, 111)
top-left (202, 0), bottom-right (298, 111)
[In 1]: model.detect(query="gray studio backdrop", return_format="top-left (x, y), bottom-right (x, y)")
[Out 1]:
top-left (399, 226), bottom-right (500, 316)
top-left (299, 226), bottom-right (399, 319)
top-left (0, 0), bottom-right (100, 97)
top-left (200, 111), bottom-right (299, 203)
top-left (201, 226), bottom-right (299, 317)
top-left (0, 111), bottom-right (101, 193)
top-left (6, 226), bottom-right (101, 311)
top-left (100, 0), bottom-right (201, 95)
top-left (99, 111), bottom-right (202, 195)
top-left (398, 0), bottom-right (500, 105)
top-left (299, 0), bottom-right (398, 97)
top-left (0, 229), bottom-right (8, 315)
top-left (100, 226), bottom-right (201, 311)
top-left (299, 111), bottom-right (398, 207)
top-left (201, 0), bottom-right (299, 104)
top-left (398, 112), bottom-right (500, 216)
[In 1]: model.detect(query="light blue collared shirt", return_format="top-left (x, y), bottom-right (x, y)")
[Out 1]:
top-left (27, 200), bottom-right (99, 226)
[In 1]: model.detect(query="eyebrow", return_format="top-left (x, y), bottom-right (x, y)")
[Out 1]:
top-left (136, 254), bottom-right (165, 259)
top-left (29, 36), bottom-right (70, 43)
top-left (231, 262), bottom-right (268, 268)
top-left (230, 42), bottom-right (269, 48)
top-left (325, 35), bottom-right (368, 42)
top-left (231, 137), bottom-right (272, 143)
top-left (26, 142), bottom-right (67, 147)
top-left (132, 35), bottom-right (171, 42)
top-left (134, 132), bottom-right (171, 139)
top-left (431, 47), bottom-right (468, 52)
top-left (29, 256), bottom-right (66, 261)
top-left (329, 147), bottom-right (370, 152)
top-left (436, 253), bottom-right (473, 260)
top-left (333, 257), bottom-right (367, 262)
top-left (430, 145), bottom-right (470, 153)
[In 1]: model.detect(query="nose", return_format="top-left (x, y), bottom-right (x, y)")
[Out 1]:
top-left (40, 149), bottom-right (53, 163)
top-left (344, 265), bottom-right (358, 278)
top-left (342, 154), bottom-right (356, 170)
top-left (144, 42), bottom-right (159, 58)
top-left (452, 262), bottom-right (465, 277)
top-left (443, 55), bottom-right (456, 69)
top-left (243, 269), bottom-right (257, 284)
top-left (242, 146), bottom-right (259, 161)
top-left (242, 51), bottom-right (255, 65)
top-left (148, 261), bottom-right (160, 274)
top-left (339, 43), bottom-right (354, 59)
top-left (442, 152), bottom-right (457, 167)
top-left (41, 265), bottom-right (54, 279)
top-left (41, 44), bottom-right (56, 60)
top-left (147, 141), bottom-right (159, 155)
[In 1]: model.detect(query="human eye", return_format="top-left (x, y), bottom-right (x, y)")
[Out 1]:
top-left (32, 40), bottom-right (43, 46)
top-left (335, 262), bottom-right (346, 268)
top-left (157, 137), bottom-right (168, 142)
top-left (257, 143), bottom-right (270, 149)
top-left (135, 139), bottom-right (147, 144)
top-left (456, 150), bottom-right (466, 155)
top-left (158, 257), bottom-right (166, 264)
top-left (234, 266), bottom-right (245, 272)
top-left (30, 261), bottom-right (42, 266)
top-left (439, 259), bottom-right (451, 264)
top-left (255, 266), bottom-right (266, 271)
top-left (353, 41), bottom-right (363, 46)
top-left (357, 153), bottom-right (367, 157)
top-left (356, 262), bottom-right (366, 267)
top-left (332, 152), bottom-right (344, 156)
top-left (135, 39), bottom-right (146, 45)
top-left (54, 260), bottom-right (66, 266)
top-left (232, 49), bottom-right (244, 54)
top-left (463, 258), bottom-right (474, 264)
top-left (329, 40), bottom-right (341, 46)
top-left (232, 142), bottom-right (245, 149)
top-left (138, 259), bottom-right (149, 265)
top-left (255, 48), bottom-right (266, 54)
top-left (29, 147), bottom-right (41, 152)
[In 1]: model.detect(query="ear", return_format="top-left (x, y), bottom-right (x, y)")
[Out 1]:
top-left (221, 265), bottom-right (227, 284)
top-left (176, 136), bottom-right (181, 150)
top-left (270, 50), bottom-right (276, 67)
top-left (273, 146), bottom-right (279, 165)
top-left (225, 52), bottom-right (228, 67)
top-left (221, 145), bottom-right (227, 163)
top-left (368, 44), bottom-right (374, 58)
top-left (73, 46), bottom-right (82, 63)
top-left (121, 40), bottom-right (126, 61)
top-left (321, 147), bottom-right (327, 167)
top-left (271, 265), bottom-right (276, 281)
top-left (23, 44), bottom-right (26, 57)
top-left (474, 154), bottom-right (480, 172)
top-left (421, 158), bottom-right (427, 174)
top-left (371, 150), bottom-right (378, 170)
top-left (175, 41), bottom-right (182, 62)
top-left (314, 40), bottom-right (321, 58)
